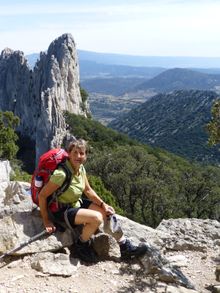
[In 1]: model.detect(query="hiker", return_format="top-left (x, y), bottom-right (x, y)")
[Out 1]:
top-left (38, 138), bottom-right (147, 262)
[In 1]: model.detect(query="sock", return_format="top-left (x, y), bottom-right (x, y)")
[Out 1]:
top-left (118, 236), bottom-right (126, 245)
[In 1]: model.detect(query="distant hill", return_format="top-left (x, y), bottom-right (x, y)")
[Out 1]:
top-left (81, 77), bottom-right (147, 96)
top-left (79, 60), bottom-right (165, 79)
top-left (135, 68), bottom-right (220, 93)
top-left (109, 90), bottom-right (220, 164)
top-left (78, 50), bottom-right (220, 68)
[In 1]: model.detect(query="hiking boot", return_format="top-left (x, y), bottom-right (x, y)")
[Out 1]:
top-left (120, 239), bottom-right (148, 260)
top-left (74, 239), bottom-right (98, 263)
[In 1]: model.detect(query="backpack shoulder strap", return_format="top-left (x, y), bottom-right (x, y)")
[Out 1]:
top-left (53, 160), bottom-right (72, 197)
top-left (47, 160), bottom-right (72, 213)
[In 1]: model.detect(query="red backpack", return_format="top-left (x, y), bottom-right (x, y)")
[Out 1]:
top-left (31, 148), bottom-right (72, 212)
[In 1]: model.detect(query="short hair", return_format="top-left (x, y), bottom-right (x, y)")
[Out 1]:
top-left (63, 134), bottom-right (77, 151)
top-left (67, 138), bottom-right (88, 153)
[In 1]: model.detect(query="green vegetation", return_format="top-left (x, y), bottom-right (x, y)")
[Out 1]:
top-left (64, 111), bottom-right (139, 151)
top-left (80, 86), bottom-right (89, 114)
top-left (87, 175), bottom-right (124, 215)
top-left (65, 112), bottom-right (220, 227)
top-left (10, 159), bottom-right (32, 182)
top-left (109, 90), bottom-right (220, 165)
top-left (207, 99), bottom-right (220, 146)
top-left (80, 86), bottom-right (88, 103)
top-left (0, 111), bottom-right (20, 160)
top-left (0, 111), bottom-right (32, 182)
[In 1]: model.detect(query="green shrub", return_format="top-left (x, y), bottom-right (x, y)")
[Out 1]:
top-left (0, 111), bottom-right (20, 160)
top-left (10, 159), bottom-right (32, 182)
top-left (87, 175), bottom-right (124, 215)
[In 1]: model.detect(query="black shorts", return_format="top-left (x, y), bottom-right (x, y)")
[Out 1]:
top-left (52, 198), bottom-right (92, 229)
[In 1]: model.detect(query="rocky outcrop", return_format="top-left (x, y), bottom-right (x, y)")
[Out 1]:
top-left (0, 160), bottom-right (12, 209)
top-left (0, 48), bottom-right (34, 136)
top-left (0, 34), bottom-right (89, 164)
top-left (0, 160), bottom-right (11, 183)
top-left (0, 161), bottom-right (219, 292)
top-left (157, 218), bottom-right (220, 251)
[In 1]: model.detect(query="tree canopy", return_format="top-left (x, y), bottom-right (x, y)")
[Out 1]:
top-left (207, 99), bottom-right (220, 146)
top-left (0, 111), bottom-right (20, 160)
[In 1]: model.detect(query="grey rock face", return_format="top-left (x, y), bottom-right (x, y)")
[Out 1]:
top-left (156, 218), bottom-right (220, 251)
top-left (0, 48), bottom-right (34, 136)
top-left (31, 252), bottom-right (80, 276)
top-left (0, 160), bottom-right (11, 183)
top-left (0, 34), bottom-right (89, 163)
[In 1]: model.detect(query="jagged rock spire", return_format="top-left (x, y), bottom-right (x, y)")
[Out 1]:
top-left (0, 34), bottom-right (89, 165)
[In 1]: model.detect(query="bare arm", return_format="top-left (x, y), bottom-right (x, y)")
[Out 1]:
top-left (38, 181), bottom-right (60, 233)
top-left (84, 175), bottom-right (115, 215)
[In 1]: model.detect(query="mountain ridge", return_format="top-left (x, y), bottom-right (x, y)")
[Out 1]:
top-left (78, 49), bottom-right (220, 68)
top-left (109, 89), bottom-right (220, 164)
top-left (135, 68), bottom-right (220, 93)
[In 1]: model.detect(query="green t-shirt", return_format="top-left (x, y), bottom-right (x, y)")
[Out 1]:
top-left (49, 160), bottom-right (86, 207)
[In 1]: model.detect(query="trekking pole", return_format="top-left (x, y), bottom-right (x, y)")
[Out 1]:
top-left (0, 229), bottom-right (49, 261)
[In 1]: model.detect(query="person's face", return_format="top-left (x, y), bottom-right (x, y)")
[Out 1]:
top-left (69, 146), bottom-right (87, 169)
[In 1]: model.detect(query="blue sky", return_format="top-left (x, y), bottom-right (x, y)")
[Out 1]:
top-left (0, 0), bottom-right (220, 57)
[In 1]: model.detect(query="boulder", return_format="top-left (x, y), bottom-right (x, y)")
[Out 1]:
top-left (31, 252), bottom-right (80, 276)
top-left (0, 160), bottom-right (11, 183)
top-left (0, 163), bottom-right (74, 255)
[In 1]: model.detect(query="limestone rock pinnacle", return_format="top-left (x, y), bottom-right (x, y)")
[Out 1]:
top-left (0, 34), bottom-right (89, 165)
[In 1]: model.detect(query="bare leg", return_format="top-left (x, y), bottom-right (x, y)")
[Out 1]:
top-left (88, 203), bottom-right (107, 220)
top-left (74, 203), bottom-right (105, 241)
top-left (74, 204), bottom-right (148, 261)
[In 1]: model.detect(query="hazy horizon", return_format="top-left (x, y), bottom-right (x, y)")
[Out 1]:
top-left (25, 48), bottom-right (220, 69)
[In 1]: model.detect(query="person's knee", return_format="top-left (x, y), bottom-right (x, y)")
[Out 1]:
top-left (92, 212), bottom-right (103, 227)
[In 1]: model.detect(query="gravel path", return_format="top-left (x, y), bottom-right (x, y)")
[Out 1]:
top-left (0, 248), bottom-right (219, 293)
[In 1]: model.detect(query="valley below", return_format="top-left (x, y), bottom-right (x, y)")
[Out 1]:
top-left (88, 90), bottom-right (155, 125)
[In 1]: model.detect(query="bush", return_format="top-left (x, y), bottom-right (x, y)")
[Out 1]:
top-left (10, 159), bottom-right (32, 182)
top-left (0, 111), bottom-right (20, 160)
top-left (87, 175), bottom-right (124, 215)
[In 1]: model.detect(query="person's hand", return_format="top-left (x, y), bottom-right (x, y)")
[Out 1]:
top-left (103, 203), bottom-right (115, 216)
top-left (44, 220), bottom-right (56, 234)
